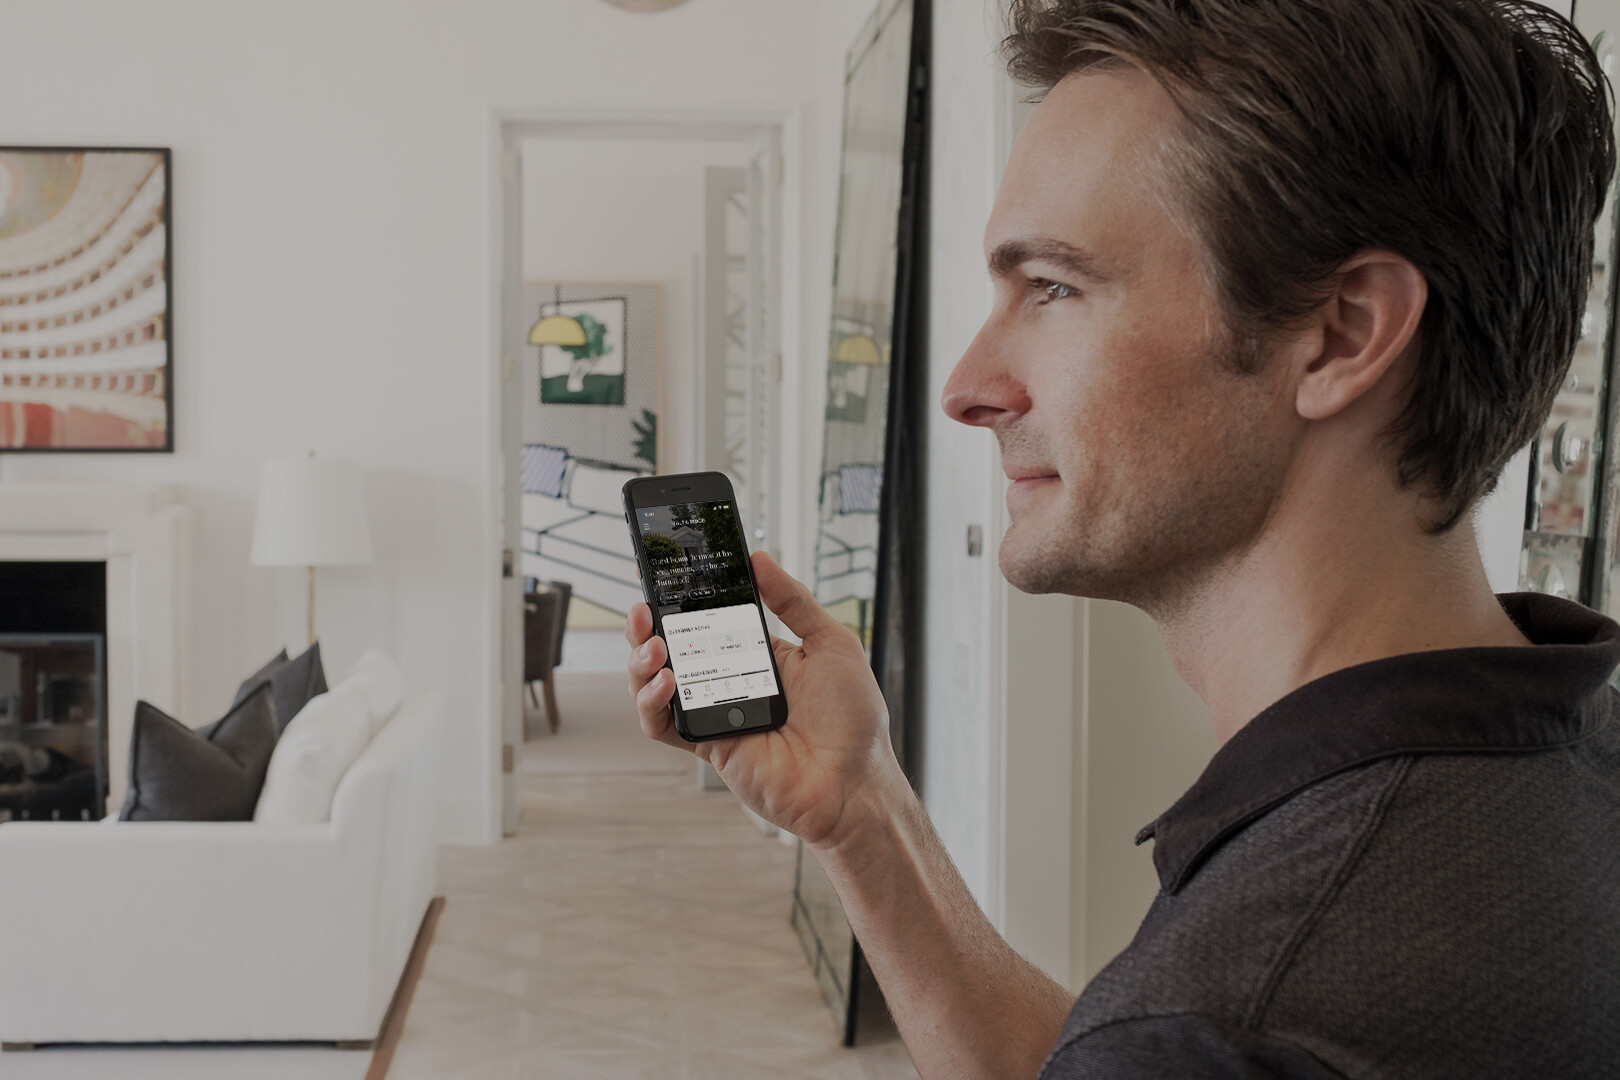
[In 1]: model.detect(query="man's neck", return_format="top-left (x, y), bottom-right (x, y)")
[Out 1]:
top-left (1154, 486), bottom-right (1532, 745)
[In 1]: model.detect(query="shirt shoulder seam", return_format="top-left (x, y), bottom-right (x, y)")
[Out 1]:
top-left (1243, 754), bottom-right (1414, 1029)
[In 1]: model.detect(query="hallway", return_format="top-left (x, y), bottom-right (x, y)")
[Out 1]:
top-left (388, 673), bottom-right (918, 1079)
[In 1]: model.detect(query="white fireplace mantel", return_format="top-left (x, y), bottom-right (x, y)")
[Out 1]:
top-left (0, 483), bottom-right (189, 815)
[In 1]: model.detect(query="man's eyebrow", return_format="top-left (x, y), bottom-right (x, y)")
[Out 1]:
top-left (987, 237), bottom-right (1119, 284)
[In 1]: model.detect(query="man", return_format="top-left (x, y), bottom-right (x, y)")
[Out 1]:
top-left (629, 0), bottom-right (1620, 1075)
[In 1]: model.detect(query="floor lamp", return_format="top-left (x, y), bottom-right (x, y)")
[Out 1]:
top-left (250, 457), bottom-right (373, 647)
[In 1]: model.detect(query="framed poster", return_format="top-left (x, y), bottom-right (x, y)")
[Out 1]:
top-left (0, 147), bottom-right (173, 451)
top-left (535, 294), bottom-right (628, 405)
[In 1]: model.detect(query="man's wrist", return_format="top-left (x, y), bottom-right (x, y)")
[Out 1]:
top-left (811, 753), bottom-right (915, 871)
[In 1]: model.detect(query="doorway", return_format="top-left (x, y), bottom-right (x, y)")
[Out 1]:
top-left (495, 116), bottom-right (792, 835)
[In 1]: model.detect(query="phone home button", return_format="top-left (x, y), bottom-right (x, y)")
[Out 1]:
top-left (727, 707), bottom-right (746, 728)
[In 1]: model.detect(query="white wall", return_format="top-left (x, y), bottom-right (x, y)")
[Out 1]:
top-left (0, 0), bottom-right (818, 843)
top-left (918, 0), bottom-right (1008, 912)
top-left (1476, 444), bottom-right (1531, 592)
top-left (1071, 601), bottom-right (1215, 983)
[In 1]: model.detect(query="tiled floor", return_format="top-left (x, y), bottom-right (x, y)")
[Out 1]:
top-left (385, 673), bottom-right (918, 1080)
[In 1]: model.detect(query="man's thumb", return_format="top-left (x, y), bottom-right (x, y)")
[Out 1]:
top-left (751, 551), bottom-right (839, 646)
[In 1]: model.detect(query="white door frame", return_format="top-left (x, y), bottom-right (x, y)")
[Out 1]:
top-left (482, 107), bottom-right (809, 844)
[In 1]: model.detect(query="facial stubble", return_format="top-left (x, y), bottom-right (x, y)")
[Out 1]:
top-left (998, 337), bottom-right (1290, 619)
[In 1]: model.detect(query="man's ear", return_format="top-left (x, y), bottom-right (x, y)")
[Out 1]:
top-left (1296, 251), bottom-right (1427, 421)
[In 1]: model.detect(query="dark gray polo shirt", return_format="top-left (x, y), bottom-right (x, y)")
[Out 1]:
top-left (1039, 592), bottom-right (1620, 1079)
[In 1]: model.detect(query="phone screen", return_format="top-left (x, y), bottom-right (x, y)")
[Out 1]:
top-left (634, 499), bottom-right (781, 710)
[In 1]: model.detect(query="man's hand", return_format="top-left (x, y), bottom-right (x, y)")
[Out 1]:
top-left (625, 551), bottom-right (900, 848)
top-left (628, 551), bottom-right (1072, 1077)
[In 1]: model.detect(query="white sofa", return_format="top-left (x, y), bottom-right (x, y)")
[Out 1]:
top-left (0, 686), bottom-right (444, 1048)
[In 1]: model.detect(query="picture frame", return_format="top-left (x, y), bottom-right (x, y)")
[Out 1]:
top-left (0, 146), bottom-right (174, 452)
top-left (536, 295), bottom-right (628, 405)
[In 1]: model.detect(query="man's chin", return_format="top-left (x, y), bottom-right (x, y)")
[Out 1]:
top-left (997, 520), bottom-right (1128, 599)
top-left (997, 526), bottom-right (1069, 596)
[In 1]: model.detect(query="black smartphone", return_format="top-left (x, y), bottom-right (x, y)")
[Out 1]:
top-left (622, 471), bottom-right (789, 741)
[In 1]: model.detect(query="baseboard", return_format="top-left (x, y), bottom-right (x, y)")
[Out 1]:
top-left (365, 896), bottom-right (445, 1080)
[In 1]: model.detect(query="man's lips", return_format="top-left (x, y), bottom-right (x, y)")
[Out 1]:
top-left (1005, 469), bottom-right (1060, 501)
top-left (1004, 467), bottom-right (1060, 484)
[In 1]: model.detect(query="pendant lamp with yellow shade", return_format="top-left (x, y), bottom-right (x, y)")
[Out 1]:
top-left (834, 332), bottom-right (886, 366)
top-left (529, 285), bottom-right (588, 347)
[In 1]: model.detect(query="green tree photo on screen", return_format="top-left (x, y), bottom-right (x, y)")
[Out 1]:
top-left (694, 501), bottom-right (753, 608)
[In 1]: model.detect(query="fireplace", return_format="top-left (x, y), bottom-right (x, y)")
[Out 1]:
top-left (0, 562), bottom-right (107, 821)
top-left (0, 483), bottom-right (187, 814)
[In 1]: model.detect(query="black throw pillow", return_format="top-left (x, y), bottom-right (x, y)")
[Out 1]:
top-left (232, 642), bottom-right (327, 734)
top-left (119, 683), bottom-right (278, 821)
top-left (232, 648), bottom-right (288, 707)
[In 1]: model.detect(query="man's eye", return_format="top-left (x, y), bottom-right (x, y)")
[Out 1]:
top-left (1029, 278), bottom-right (1079, 304)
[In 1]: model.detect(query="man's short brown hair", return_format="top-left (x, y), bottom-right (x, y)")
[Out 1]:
top-left (1004, 0), bottom-right (1616, 529)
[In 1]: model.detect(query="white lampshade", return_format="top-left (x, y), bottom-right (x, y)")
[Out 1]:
top-left (250, 458), bottom-right (373, 567)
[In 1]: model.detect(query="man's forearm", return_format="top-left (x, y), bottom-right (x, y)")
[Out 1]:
top-left (811, 759), bottom-right (1074, 1079)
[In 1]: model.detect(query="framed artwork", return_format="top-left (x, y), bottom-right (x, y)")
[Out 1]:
top-left (535, 294), bottom-right (628, 405)
top-left (0, 147), bottom-right (173, 451)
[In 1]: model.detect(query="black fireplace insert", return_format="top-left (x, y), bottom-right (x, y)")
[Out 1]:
top-left (0, 561), bottom-right (108, 821)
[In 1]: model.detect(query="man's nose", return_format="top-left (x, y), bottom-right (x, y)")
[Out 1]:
top-left (941, 320), bottom-right (1032, 429)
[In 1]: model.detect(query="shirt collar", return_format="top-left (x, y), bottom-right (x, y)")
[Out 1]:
top-left (1136, 593), bottom-right (1620, 895)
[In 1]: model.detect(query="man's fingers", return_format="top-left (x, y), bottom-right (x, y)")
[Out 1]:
top-left (625, 603), bottom-right (653, 647)
top-left (626, 613), bottom-right (684, 752)
top-left (629, 634), bottom-right (667, 683)
top-left (752, 552), bottom-right (842, 647)
top-left (635, 669), bottom-right (690, 753)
